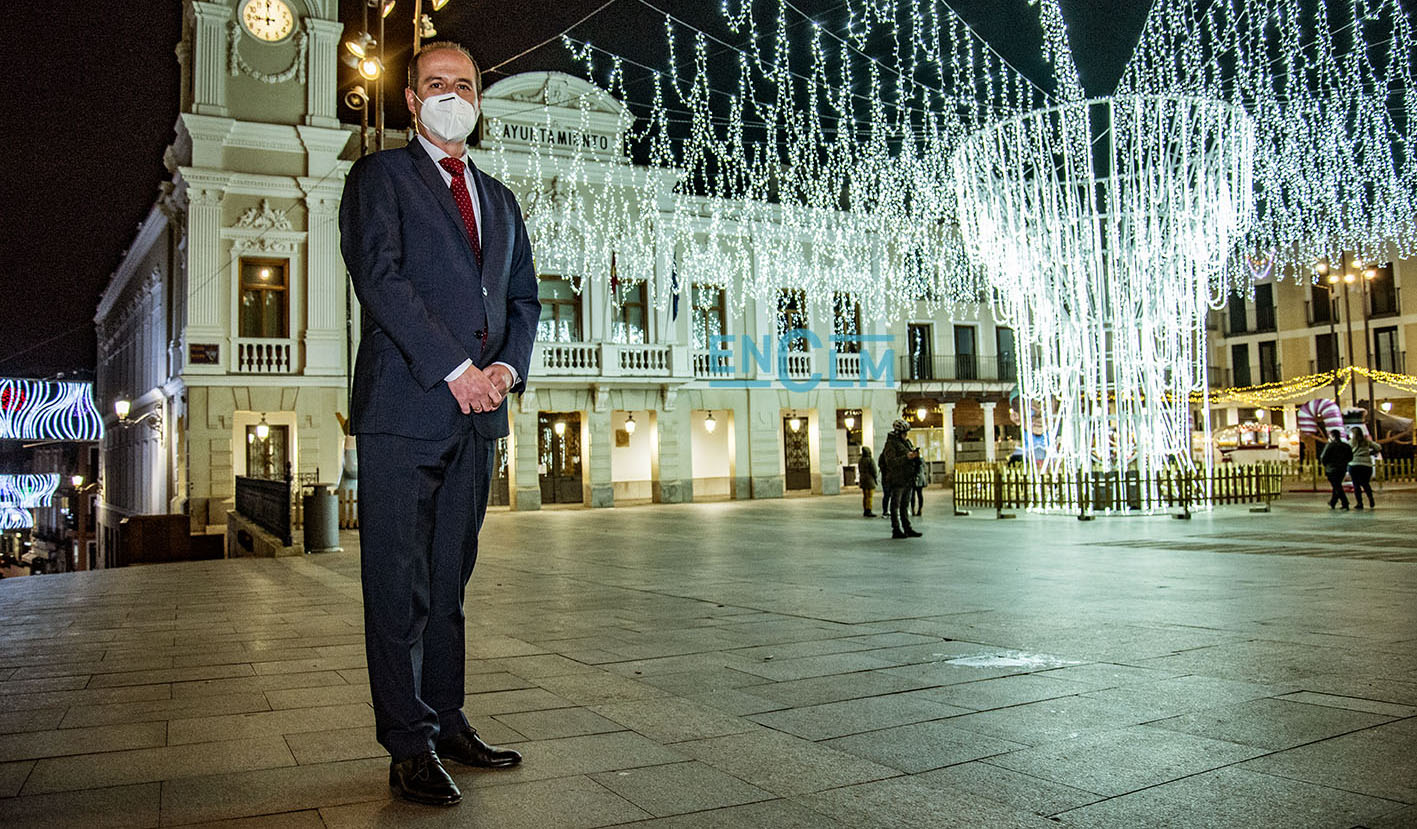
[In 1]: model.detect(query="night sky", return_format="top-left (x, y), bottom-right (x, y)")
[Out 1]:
top-left (0, 0), bottom-right (1149, 379)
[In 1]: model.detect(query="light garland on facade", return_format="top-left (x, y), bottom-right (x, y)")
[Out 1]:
top-left (513, 0), bottom-right (1417, 483)
top-left (1199, 365), bottom-right (1417, 407)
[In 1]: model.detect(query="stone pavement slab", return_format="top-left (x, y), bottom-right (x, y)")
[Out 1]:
top-left (0, 492), bottom-right (1413, 827)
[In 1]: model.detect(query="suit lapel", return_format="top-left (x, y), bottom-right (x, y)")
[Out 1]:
top-left (405, 140), bottom-right (483, 275)
top-left (469, 162), bottom-right (506, 280)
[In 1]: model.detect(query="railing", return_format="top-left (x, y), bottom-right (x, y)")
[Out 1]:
top-left (1254, 305), bottom-right (1277, 332)
top-left (1305, 299), bottom-right (1338, 327)
top-left (611, 344), bottom-right (672, 376)
top-left (235, 338), bottom-right (295, 374)
top-left (234, 473), bottom-right (292, 547)
top-left (900, 355), bottom-right (1018, 383)
top-left (1258, 362), bottom-right (1282, 385)
top-left (953, 463), bottom-right (1284, 517)
top-left (833, 352), bottom-right (861, 381)
top-left (693, 348), bottom-right (733, 379)
top-left (1369, 286), bottom-right (1401, 318)
top-left (781, 351), bottom-right (814, 380)
top-left (1374, 350), bottom-right (1406, 373)
top-left (536, 342), bottom-right (601, 374)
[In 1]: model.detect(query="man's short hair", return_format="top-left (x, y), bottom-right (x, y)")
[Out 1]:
top-left (408, 41), bottom-right (482, 96)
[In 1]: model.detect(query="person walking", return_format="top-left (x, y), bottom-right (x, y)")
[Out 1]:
top-left (1319, 428), bottom-right (1353, 511)
top-left (1348, 426), bottom-right (1380, 509)
top-left (910, 454), bottom-right (929, 516)
top-left (880, 419), bottom-right (922, 539)
top-left (340, 42), bottom-right (540, 806)
top-left (857, 446), bottom-right (878, 517)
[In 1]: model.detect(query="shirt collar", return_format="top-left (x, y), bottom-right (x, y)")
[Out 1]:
top-left (417, 134), bottom-right (470, 169)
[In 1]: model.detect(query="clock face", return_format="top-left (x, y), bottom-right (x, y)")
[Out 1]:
top-left (240, 0), bottom-right (295, 42)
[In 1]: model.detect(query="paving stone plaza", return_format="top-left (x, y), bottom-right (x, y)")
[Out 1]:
top-left (0, 492), bottom-right (1414, 828)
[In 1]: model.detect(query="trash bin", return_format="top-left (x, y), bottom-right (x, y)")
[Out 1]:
top-left (302, 484), bottom-right (342, 553)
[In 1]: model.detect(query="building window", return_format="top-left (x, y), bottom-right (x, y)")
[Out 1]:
top-left (908, 324), bottom-right (933, 380)
top-left (239, 259), bottom-right (288, 339)
top-left (1258, 340), bottom-right (1279, 384)
top-left (691, 283), bottom-right (726, 350)
top-left (997, 327), bottom-right (1017, 380)
top-left (832, 293), bottom-right (861, 353)
top-left (1315, 332), bottom-right (1339, 373)
top-left (777, 289), bottom-right (808, 352)
top-left (1310, 285), bottom-right (1335, 325)
top-left (1227, 290), bottom-right (1248, 335)
top-left (537, 275), bottom-right (582, 342)
top-left (1231, 343), bottom-right (1251, 387)
top-left (1254, 283), bottom-right (1276, 331)
top-left (1368, 265), bottom-right (1399, 317)
top-left (611, 281), bottom-right (648, 344)
top-left (954, 325), bottom-right (977, 380)
top-left (1374, 326), bottom-right (1400, 372)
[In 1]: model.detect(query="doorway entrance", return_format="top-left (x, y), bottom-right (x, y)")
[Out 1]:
top-left (538, 412), bottom-right (583, 504)
top-left (783, 416), bottom-right (812, 491)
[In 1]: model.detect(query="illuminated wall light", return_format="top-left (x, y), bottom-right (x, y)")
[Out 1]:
top-left (704, 411), bottom-right (717, 433)
top-left (553, 420), bottom-right (566, 436)
top-left (623, 413), bottom-right (636, 435)
top-left (843, 415), bottom-right (855, 429)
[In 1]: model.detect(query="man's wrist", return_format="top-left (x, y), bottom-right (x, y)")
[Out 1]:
top-left (444, 358), bottom-right (473, 384)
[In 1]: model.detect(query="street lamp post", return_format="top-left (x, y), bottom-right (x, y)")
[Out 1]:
top-left (1360, 266), bottom-right (1378, 435)
top-left (1315, 262), bottom-right (1342, 402)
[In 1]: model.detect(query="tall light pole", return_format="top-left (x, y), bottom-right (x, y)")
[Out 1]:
top-left (1360, 265), bottom-right (1378, 436)
top-left (1315, 261), bottom-right (1342, 402)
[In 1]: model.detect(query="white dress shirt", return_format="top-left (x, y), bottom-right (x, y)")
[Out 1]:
top-left (417, 135), bottom-right (520, 389)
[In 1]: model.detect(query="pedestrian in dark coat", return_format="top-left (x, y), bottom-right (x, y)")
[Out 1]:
top-left (857, 446), bottom-right (878, 517)
top-left (1347, 427), bottom-right (1380, 509)
top-left (1320, 429), bottom-right (1353, 510)
top-left (879, 419), bottom-right (922, 539)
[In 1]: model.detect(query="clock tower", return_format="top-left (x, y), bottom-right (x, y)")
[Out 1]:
top-left (92, 0), bottom-right (354, 548)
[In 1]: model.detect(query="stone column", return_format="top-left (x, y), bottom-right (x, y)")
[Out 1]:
top-left (817, 407), bottom-right (841, 495)
top-left (982, 401), bottom-right (997, 462)
top-left (189, 2), bottom-right (231, 117)
top-left (586, 408), bottom-right (614, 507)
top-left (942, 402), bottom-right (957, 470)
top-left (511, 396), bottom-right (541, 511)
top-left (303, 18), bottom-right (343, 128)
top-left (184, 184), bottom-right (226, 371)
top-left (302, 191), bottom-right (344, 376)
top-left (652, 402), bottom-right (690, 503)
top-left (747, 389), bottom-right (784, 498)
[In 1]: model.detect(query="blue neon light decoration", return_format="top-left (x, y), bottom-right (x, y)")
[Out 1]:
top-left (0, 379), bottom-right (103, 441)
top-left (0, 474), bottom-right (61, 531)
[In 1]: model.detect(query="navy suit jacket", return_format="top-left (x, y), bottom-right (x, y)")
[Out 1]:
top-left (341, 140), bottom-right (540, 440)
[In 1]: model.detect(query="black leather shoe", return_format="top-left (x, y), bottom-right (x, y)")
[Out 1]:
top-left (389, 751), bottom-right (461, 806)
top-left (437, 726), bottom-right (522, 768)
top-left (905, 529), bottom-right (923, 537)
top-left (891, 530), bottom-right (907, 539)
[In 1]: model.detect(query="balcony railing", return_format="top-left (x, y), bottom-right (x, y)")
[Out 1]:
top-left (1374, 350), bottom-right (1406, 373)
top-left (1254, 305), bottom-right (1277, 332)
top-left (1258, 361), bottom-right (1282, 385)
top-left (1369, 286), bottom-right (1402, 319)
top-left (781, 351), bottom-right (814, 380)
top-left (899, 355), bottom-right (1019, 383)
top-left (833, 352), bottom-right (861, 382)
top-left (693, 349), bottom-right (732, 379)
top-left (534, 342), bottom-right (682, 379)
top-left (235, 338), bottom-right (295, 374)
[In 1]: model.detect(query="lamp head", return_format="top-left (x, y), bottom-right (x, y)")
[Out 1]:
top-left (1315, 261), bottom-right (1329, 275)
top-left (379, 0), bottom-right (396, 18)
top-left (255, 414), bottom-right (270, 441)
top-left (844, 415), bottom-right (855, 429)
top-left (115, 399), bottom-right (131, 420)
top-left (623, 413), bottom-right (636, 435)
top-left (553, 420), bottom-right (566, 436)
top-left (704, 411), bottom-right (717, 433)
top-left (788, 415), bottom-right (802, 432)
top-left (1344, 272), bottom-right (1356, 283)
top-left (1326, 274), bottom-right (1339, 284)
top-left (1364, 268), bottom-right (1377, 280)
top-left (357, 56), bottom-right (383, 81)
top-left (916, 406), bottom-right (928, 422)
top-left (70, 474), bottom-right (84, 488)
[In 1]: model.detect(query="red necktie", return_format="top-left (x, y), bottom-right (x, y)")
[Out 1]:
top-left (437, 156), bottom-right (483, 267)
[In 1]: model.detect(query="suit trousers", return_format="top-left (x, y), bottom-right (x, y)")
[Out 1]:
top-left (357, 428), bottom-right (493, 760)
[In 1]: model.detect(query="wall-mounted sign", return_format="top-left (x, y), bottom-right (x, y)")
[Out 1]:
top-left (189, 344), bottom-right (221, 365)
top-left (0, 380), bottom-right (102, 441)
top-left (486, 120), bottom-right (617, 153)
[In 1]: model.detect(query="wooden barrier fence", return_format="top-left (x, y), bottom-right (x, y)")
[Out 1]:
top-left (953, 463), bottom-right (1284, 518)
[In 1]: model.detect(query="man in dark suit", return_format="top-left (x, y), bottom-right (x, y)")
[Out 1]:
top-left (339, 41), bottom-right (540, 807)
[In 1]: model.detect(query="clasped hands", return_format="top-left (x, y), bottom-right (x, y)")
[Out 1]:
top-left (448, 364), bottom-right (512, 415)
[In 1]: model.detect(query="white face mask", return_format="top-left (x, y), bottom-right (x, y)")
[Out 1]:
top-left (415, 92), bottom-right (480, 143)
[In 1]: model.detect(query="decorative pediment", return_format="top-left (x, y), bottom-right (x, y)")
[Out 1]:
top-left (485, 72), bottom-right (628, 119)
top-left (234, 200), bottom-right (293, 231)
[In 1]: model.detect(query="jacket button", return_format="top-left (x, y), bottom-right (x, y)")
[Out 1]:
top-left (482, 286), bottom-right (488, 296)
